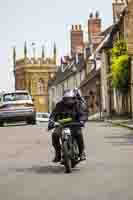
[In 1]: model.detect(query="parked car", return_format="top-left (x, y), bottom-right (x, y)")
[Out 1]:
top-left (36, 112), bottom-right (50, 123)
top-left (0, 90), bottom-right (36, 126)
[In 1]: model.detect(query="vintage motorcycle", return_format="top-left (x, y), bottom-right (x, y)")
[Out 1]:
top-left (52, 118), bottom-right (84, 173)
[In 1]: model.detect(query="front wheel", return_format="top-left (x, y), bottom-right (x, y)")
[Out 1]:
top-left (71, 140), bottom-right (79, 168)
top-left (0, 121), bottom-right (4, 127)
top-left (63, 141), bottom-right (72, 173)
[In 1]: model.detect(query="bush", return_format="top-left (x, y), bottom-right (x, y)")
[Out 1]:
top-left (112, 40), bottom-right (128, 59)
top-left (111, 40), bottom-right (129, 94)
top-left (112, 55), bottom-right (129, 93)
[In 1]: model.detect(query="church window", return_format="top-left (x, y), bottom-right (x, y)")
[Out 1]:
top-left (38, 79), bottom-right (45, 95)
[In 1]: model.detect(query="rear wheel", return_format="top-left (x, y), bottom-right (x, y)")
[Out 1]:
top-left (0, 121), bottom-right (4, 127)
top-left (63, 141), bottom-right (72, 173)
top-left (27, 118), bottom-right (36, 125)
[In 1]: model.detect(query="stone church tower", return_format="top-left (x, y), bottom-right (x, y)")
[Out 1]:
top-left (13, 42), bottom-right (57, 112)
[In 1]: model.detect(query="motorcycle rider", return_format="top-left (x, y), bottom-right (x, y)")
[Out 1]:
top-left (48, 89), bottom-right (88, 162)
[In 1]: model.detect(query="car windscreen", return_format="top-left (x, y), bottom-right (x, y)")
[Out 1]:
top-left (37, 113), bottom-right (49, 118)
top-left (3, 93), bottom-right (31, 102)
top-left (42, 114), bottom-right (49, 118)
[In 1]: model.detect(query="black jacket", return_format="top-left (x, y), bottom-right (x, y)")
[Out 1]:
top-left (49, 99), bottom-right (88, 123)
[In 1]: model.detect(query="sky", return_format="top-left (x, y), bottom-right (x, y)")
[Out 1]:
top-left (0, 0), bottom-right (112, 91)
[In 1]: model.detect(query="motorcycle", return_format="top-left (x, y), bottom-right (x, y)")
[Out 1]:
top-left (52, 118), bottom-right (84, 173)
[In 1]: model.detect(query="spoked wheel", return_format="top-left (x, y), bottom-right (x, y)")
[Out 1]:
top-left (63, 141), bottom-right (72, 173)
top-left (71, 140), bottom-right (79, 168)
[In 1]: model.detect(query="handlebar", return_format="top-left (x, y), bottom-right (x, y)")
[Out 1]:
top-left (54, 121), bottom-right (84, 128)
top-left (48, 118), bottom-right (84, 131)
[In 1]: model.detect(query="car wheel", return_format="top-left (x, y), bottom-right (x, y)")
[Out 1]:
top-left (27, 118), bottom-right (36, 125)
top-left (31, 119), bottom-right (36, 125)
top-left (0, 122), bottom-right (4, 127)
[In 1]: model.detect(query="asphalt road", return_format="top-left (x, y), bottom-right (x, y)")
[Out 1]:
top-left (0, 122), bottom-right (133, 200)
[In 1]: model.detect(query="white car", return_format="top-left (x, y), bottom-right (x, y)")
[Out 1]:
top-left (36, 112), bottom-right (50, 123)
top-left (0, 90), bottom-right (36, 126)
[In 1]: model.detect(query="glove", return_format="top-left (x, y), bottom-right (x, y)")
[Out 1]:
top-left (48, 121), bottom-right (54, 131)
top-left (80, 121), bottom-right (85, 127)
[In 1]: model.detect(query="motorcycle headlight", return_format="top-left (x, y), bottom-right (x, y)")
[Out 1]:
top-left (62, 128), bottom-right (71, 140)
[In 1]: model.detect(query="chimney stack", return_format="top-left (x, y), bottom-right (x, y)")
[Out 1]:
top-left (88, 11), bottom-right (102, 50)
top-left (70, 24), bottom-right (84, 57)
top-left (88, 11), bottom-right (101, 39)
top-left (112, 0), bottom-right (126, 22)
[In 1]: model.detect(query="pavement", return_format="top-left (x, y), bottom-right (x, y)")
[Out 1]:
top-left (105, 118), bottom-right (133, 130)
top-left (0, 122), bottom-right (133, 200)
top-left (88, 112), bottom-right (133, 130)
top-left (88, 112), bottom-right (102, 121)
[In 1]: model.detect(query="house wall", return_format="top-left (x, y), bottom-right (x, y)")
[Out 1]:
top-left (48, 68), bottom-right (85, 112)
top-left (101, 50), bottom-right (110, 116)
top-left (48, 86), bottom-right (57, 112)
top-left (80, 71), bottom-right (100, 114)
top-left (126, 0), bottom-right (133, 117)
top-left (100, 6), bottom-right (132, 117)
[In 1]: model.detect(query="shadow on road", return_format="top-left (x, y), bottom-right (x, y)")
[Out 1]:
top-left (100, 123), bottom-right (118, 128)
top-left (105, 133), bottom-right (133, 146)
top-left (9, 165), bottom-right (80, 175)
top-left (0, 123), bottom-right (37, 128)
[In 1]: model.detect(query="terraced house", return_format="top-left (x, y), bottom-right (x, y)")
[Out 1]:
top-left (48, 13), bottom-right (105, 114)
top-left (100, 0), bottom-right (133, 118)
top-left (48, 57), bottom-right (86, 112)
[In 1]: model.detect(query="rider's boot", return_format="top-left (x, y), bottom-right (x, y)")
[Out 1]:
top-left (52, 150), bottom-right (61, 162)
top-left (79, 151), bottom-right (86, 161)
top-left (52, 131), bottom-right (61, 162)
top-left (75, 129), bottom-right (86, 161)
top-left (60, 155), bottom-right (64, 165)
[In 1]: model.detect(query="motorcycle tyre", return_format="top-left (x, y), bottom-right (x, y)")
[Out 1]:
top-left (71, 140), bottom-right (79, 168)
top-left (63, 141), bottom-right (72, 173)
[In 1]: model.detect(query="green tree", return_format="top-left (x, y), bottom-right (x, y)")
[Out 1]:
top-left (112, 40), bottom-right (128, 59)
top-left (111, 40), bottom-right (129, 94)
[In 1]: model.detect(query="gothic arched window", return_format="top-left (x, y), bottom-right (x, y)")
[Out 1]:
top-left (38, 79), bottom-right (45, 95)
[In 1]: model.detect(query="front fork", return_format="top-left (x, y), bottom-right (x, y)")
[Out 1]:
top-left (61, 134), bottom-right (73, 159)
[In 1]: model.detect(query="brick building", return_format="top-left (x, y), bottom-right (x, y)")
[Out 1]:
top-left (100, 0), bottom-right (133, 117)
top-left (71, 25), bottom-right (84, 57)
top-left (126, 0), bottom-right (133, 117)
top-left (79, 12), bottom-right (103, 114)
top-left (88, 12), bottom-right (103, 50)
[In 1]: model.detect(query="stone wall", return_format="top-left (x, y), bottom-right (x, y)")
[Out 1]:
top-left (15, 60), bottom-right (57, 113)
top-left (126, 0), bottom-right (133, 117)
